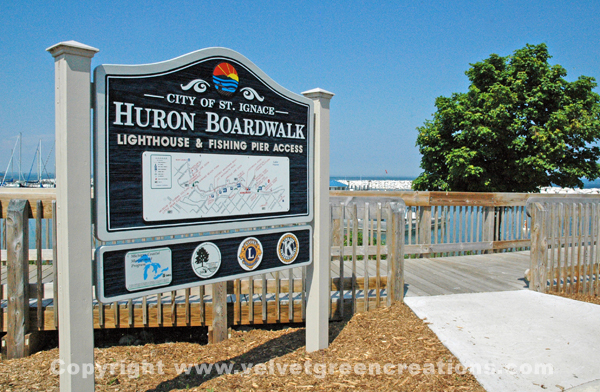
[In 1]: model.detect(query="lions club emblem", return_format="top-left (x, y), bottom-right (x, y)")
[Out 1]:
top-left (237, 237), bottom-right (263, 271)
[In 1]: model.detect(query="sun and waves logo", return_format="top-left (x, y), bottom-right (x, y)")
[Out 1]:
top-left (180, 61), bottom-right (264, 101)
top-left (213, 62), bottom-right (239, 97)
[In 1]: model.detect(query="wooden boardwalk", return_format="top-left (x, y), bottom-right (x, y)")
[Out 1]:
top-left (404, 251), bottom-right (530, 297)
top-left (1, 251), bottom-right (531, 300)
top-left (326, 250), bottom-right (531, 302)
top-left (0, 251), bottom-right (532, 330)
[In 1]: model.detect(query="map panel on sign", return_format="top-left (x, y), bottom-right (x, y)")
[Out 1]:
top-left (142, 152), bottom-right (290, 221)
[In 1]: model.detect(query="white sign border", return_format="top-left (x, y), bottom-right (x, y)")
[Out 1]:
top-left (94, 48), bottom-right (314, 241)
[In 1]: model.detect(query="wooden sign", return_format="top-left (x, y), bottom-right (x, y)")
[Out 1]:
top-left (94, 48), bottom-right (314, 241)
top-left (95, 226), bottom-right (311, 302)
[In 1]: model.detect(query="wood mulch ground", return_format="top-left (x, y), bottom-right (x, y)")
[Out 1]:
top-left (550, 291), bottom-right (600, 306)
top-left (1, 291), bottom-right (597, 391)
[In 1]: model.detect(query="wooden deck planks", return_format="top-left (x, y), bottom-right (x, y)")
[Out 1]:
top-left (404, 251), bottom-right (530, 297)
top-left (406, 259), bottom-right (488, 294)
top-left (430, 260), bottom-right (527, 291)
top-left (433, 253), bottom-right (528, 276)
top-left (1, 250), bottom-right (534, 330)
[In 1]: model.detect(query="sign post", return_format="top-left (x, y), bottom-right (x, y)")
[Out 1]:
top-left (47, 41), bottom-right (99, 391)
top-left (45, 43), bottom-right (329, 392)
top-left (302, 88), bottom-right (334, 352)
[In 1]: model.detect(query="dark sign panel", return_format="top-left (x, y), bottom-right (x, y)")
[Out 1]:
top-left (96, 226), bottom-right (311, 303)
top-left (94, 48), bottom-right (314, 241)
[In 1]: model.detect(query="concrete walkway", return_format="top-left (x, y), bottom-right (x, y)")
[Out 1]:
top-left (405, 290), bottom-right (600, 392)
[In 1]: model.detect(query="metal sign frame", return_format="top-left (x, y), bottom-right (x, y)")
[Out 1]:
top-left (94, 48), bottom-right (314, 241)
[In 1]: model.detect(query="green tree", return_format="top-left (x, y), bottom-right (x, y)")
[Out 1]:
top-left (413, 43), bottom-right (600, 192)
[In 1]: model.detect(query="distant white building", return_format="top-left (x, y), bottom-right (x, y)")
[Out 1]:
top-left (329, 179), bottom-right (348, 190)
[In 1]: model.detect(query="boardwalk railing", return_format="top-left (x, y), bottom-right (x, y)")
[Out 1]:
top-left (3, 188), bottom-right (600, 357)
top-left (528, 197), bottom-right (600, 294)
top-left (331, 191), bottom-right (600, 258)
top-left (0, 188), bottom-right (406, 358)
top-left (329, 201), bottom-right (405, 317)
top-left (1, 190), bottom-right (56, 358)
top-left (332, 191), bottom-right (534, 256)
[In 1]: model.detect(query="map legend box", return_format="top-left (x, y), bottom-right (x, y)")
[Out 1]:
top-left (150, 154), bottom-right (172, 189)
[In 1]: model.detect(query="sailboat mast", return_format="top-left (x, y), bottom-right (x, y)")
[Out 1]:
top-left (2, 137), bottom-right (20, 185)
top-left (39, 140), bottom-right (42, 182)
top-left (19, 132), bottom-right (22, 182)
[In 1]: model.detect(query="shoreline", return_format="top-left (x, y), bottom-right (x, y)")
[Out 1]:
top-left (336, 179), bottom-right (600, 194)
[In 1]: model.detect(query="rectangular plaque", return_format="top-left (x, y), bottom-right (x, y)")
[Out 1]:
top-left (125, 247), bottom-right (172, 291)
top-left (96, 226), bottom-right (312, 302)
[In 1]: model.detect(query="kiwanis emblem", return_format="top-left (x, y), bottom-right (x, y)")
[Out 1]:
top-left (191, 242), bottom-right (221, 279)
top-left (237, 237), bottom-right (263, 271)
top-left (213, 62), bottom-right (239, 97)
top-left (277, 233), bottom-right (299, 265)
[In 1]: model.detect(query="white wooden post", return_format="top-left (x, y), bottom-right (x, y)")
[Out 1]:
top-left (302, 88), bottom-right (334, 352)
top-left (47, 41), bottom-right (98, 392)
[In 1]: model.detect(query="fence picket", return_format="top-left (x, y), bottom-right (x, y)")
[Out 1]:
top-left (549, 204), bottom-right (556, 292)
top-left (595, 204), bottom-right (600, 295)
top-left (363, 202), bottom-right (370, 312)
top-left (248, 275), bottom-right (254, 323)
top-left (234, 279), bottom-right (241, 325)
top-left (558, 203), bottom-right (565, 292)
top-left (339, 203), bottom-right (345, 317)
top-left (351, 204), bottom-right (358, 313)
top-left (261, 274), bottom-right (267, 323)
top-left (142, 296), bottom-right (148, 327)
top-left (36, 200), bottom-right (43, 330)
top-left (301, 266), bottom-right (306, 321)
top-left (375, 203), bottom-right (382, 307)
top-left (199, 285), bottom-right (205, 326)
top-left (288, 268), bottom-right (294, 322)
top-left (128, 299), bottom-right (134, 328)
top-left (583, 204), bottom-right (590, 295)
top-left (275, 271), bottom-right (280, 323)
top-left (576, 203), bottom-right (581, 293)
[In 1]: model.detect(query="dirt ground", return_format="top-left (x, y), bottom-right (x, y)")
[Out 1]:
top-left (1, 291), bottom-right (597, 391)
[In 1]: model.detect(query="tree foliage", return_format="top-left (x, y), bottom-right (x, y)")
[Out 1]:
top-left (413, 43), bottom-right (600, 192)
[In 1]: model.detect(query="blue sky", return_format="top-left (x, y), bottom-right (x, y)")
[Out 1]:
top-left (1, 0), bottom-right (599, 178)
